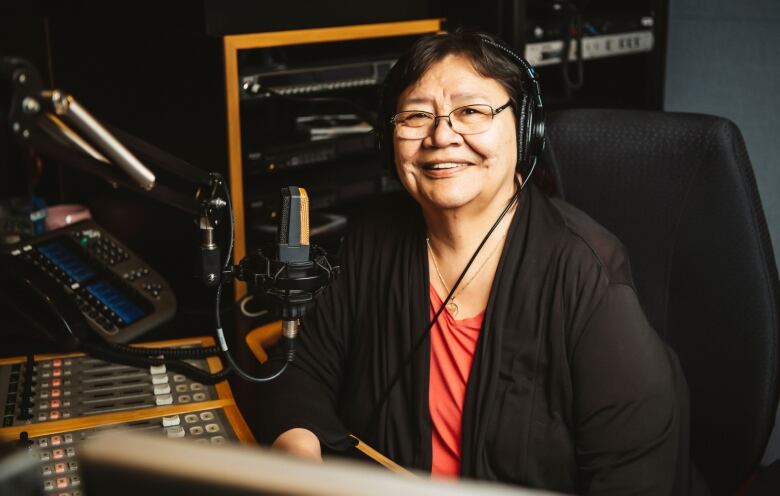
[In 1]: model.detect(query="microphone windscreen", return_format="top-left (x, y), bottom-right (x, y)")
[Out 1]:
top-left (277, 186), bottom-right (310, 263)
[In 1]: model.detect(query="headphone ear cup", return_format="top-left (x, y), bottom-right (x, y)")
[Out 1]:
top-left (478, 34), bottom-right (545, 174)
top-left (526, 104), bottom-right (546, 167)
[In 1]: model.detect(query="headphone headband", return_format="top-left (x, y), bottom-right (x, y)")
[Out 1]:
top-left (478, 37), bottom-right (543, 107)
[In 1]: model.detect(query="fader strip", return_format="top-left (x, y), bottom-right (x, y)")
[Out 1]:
top-left (1, 355), bottom-right (219, 427)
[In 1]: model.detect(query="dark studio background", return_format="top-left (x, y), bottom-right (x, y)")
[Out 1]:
top-left (662, 0), bottom-right (780, 464)
top-left (1, 0), bottom-right (779, 464)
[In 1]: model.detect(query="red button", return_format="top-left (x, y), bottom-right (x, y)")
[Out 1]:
top-left (52, 368), bottom-right (62, 377)
top-left (50, 411), bottom-right (60, 420)
top-left (51, 400), bottom-right (61, 408)
top-left (52, 449), bottom-right (64, 459)
top-left (51, 389), bottom-right (61, 398)
top-left (50, 435), bottom-right (62, 445)
top-left (53, 359), bottom-right (62, 367)
top-left (52, 379), bottom-right (61, 387)
top-left (56, 477), bottom-right (68, 488)
top-left (55, 462), bottom-right (66, 473)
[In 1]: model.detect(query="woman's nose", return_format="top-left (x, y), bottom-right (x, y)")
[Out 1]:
top-left (428, 116), bottom-right (462, 147)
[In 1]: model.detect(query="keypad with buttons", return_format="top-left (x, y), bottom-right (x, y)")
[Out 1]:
top-left (28, 408), bottom-right (237, 496)
top-left (14, 237), bottom-right (145, 336)
top-left (123, 267), bottom-right (150, 282)
top-left (3, 220), bottom-right (176, 348)
top-left (87, 233), bottom-right (129, 267)
top-left (141, 281), bottom-right (164, 299)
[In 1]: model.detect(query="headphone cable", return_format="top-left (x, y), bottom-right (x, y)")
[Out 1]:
top-left (367, 163), bottom-right (537, 428)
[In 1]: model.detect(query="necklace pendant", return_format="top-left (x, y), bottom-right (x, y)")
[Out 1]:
top-left (446, 299), bottom-right (459, 317)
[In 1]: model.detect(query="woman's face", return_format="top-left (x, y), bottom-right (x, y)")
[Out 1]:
top-left (393, 54), bottom-right (518, 214)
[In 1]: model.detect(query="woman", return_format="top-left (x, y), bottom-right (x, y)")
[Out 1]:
top-left (260, 30), bottom-right (692, 495)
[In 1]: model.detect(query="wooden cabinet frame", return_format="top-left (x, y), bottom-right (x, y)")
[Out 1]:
top-left (222, 19), bottom-right (443, 300)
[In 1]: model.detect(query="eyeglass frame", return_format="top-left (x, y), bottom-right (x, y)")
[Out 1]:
top-left (390, 100), bottom-right (514, 138)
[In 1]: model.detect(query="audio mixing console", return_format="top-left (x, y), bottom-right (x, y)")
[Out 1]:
top-left (0, 337), bottom-right (254, 496)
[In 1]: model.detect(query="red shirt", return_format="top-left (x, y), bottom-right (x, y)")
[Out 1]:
top-left (428, 284), bottom-right (484, 477)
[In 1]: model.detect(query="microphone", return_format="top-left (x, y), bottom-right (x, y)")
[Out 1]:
top-left (236, 186), bottom-right (335, 340)
top-left (219, 185), bottom-right (336, 383)
top-left (276, 186), bottom-right (311, 342)
top-left (277, 187), bottom-right (310, 263)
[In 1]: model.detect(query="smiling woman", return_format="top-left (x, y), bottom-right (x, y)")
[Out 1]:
top-left (259, 29), bottom-right (696, 496)
top-left (393, 55), bottom-right (518, 218)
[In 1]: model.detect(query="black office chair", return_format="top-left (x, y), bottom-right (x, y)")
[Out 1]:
top-left (545, 109), bottom-right (780, 494)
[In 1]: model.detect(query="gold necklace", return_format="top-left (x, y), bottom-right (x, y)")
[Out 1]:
top-left (426, 234), bottom-right (506, 318)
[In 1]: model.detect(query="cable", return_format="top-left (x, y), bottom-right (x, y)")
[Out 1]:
top-left (106, 342), bottom-right (221, 359)
top-left (80, 340), bottom-right (232, 386)
top-left (561, 1), bottom-right (585, 96)
top-left (213, 173), bottom-right (234, 270)
top-left (211, 175), bottom-right (296, 383)
top-left (73, 173), bottom-right (235, 384)
top-left (240, 295), bottom-right (269, 318)
top-left (80, 172), bottom-right (289, 385)
top-left (214, 283), bottom-right (292, 383)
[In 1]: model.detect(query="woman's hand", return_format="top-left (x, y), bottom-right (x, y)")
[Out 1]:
top-left (271, 428), bottom-right (323, 462)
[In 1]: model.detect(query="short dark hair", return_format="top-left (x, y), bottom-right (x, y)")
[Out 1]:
top-left (380, 29), bottom-right (525, 125)
top-left (379, 29), bottom-right (558, 196)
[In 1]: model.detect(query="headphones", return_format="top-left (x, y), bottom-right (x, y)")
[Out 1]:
top-left (377, 33), bottom-right (546, 176)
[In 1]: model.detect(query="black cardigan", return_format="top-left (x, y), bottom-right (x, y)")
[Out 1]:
top-left (259, 184), bottom-right (692, 495)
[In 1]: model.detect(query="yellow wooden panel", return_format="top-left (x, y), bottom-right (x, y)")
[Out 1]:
top-left (224, 19), bottom-right (443, 50)
top-left (0, 399), bottom-right (233, 441)
top-left (223, 403), bottom-right (256, 443)
top-left (350, 434), bottom-right (414, 476)
top-left (244, 321), bottom-right (283, 364)
top-left (223, 36), bottom-right (248, 302)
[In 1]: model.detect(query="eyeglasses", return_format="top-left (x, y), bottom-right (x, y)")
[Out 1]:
top-left (391, 100), bottom-right (513, 139)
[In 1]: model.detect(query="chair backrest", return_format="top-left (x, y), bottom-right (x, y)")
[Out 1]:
top-left (546, 108), bottom-right (780, 493)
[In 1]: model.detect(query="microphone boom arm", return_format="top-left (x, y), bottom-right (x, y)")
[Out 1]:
top-left (41, 90), bottom-right (156, 190)
top-left (2, 57), bottom-right (339, 382)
